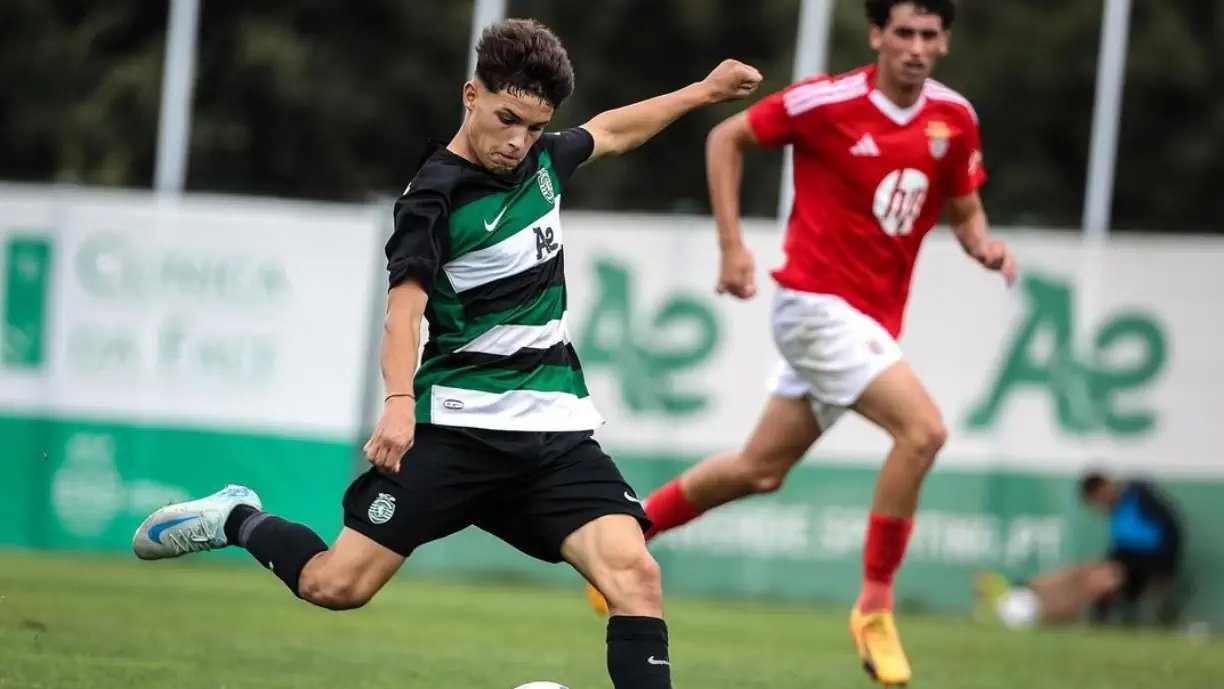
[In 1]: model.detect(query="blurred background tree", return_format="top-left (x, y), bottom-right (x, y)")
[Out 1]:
top-left (0, 0), bottom-right (1218, 232)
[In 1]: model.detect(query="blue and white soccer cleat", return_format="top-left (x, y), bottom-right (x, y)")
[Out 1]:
top-left (132, 485), bottom-right (262, 560)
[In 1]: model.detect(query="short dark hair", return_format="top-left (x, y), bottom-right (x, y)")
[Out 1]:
top-left (474, 19), bottom-right (575, 108)
top-left (1079, 471), bottom-right (1109, 500)
top-left (865, 0), bottom-right (956, 30)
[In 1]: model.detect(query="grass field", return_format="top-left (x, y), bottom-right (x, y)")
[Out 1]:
top-left (0, 549), bottom-right (1216, 689)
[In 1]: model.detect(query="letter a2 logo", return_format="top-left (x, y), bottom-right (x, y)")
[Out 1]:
top-left (964, 273), bottom-right (1167, 437)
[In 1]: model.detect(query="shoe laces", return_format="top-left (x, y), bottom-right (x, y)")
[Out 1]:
top-left (162, 517), bottom-right (220, 553)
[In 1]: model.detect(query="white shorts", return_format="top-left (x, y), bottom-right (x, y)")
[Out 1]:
top-left (766, 286), bottom-right (904, 431)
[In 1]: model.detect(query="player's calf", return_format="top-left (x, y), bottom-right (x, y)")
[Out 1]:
top-left (567, 515), bottom-right (663, 616)
top-left (564, 514), bottom-right (671, 689)
top-left (223, 505), bottom-right (404, 611)
top-left (292, 528), bottom-right (405, 610)
top-left (871, 408), bottom-right (947, 520)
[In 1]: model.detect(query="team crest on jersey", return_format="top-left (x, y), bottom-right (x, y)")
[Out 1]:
top-left (368, 492), bottom-right (396, 525)
top-left (536, 167), bottom-right (556, 205)
top-left (926, 120), bottom-right (950, 160)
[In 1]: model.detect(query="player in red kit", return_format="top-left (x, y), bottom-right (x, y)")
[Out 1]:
top-left (585, 1), bottom-right (1016, 685)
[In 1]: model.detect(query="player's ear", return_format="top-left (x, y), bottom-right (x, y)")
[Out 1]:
top-left (869, 26), bottom-right (884, 52)
top-left (462, 80), bottom-right (478, 114)
top-left (938, 29), bottom-right (951, 57)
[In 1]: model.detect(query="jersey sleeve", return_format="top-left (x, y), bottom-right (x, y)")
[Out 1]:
top-left (542, 127), bottom-right (595, 186)
top-left (384, 185), bottom-right (449, 293)
top-left (745, 78), bottom-right (825, 149)
top-left (947, 112), bottom-right (987, 197)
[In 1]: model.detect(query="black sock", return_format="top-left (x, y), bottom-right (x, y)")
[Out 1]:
top-left (224, 505), bottom-right (327, 597)
top-left (606, 615), bottom-right (671, 689)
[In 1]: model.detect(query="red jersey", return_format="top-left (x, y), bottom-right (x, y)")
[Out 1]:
top-left (747, 64), bottom-right (986, 338)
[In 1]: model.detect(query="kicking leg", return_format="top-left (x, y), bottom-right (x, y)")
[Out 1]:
top-left (132, 426), bottom-right (492, 610)
top-left (236, 517), bottom-right (404, 611)
top-left (586, 389), bottom-right (821, 613)
top-left (132, 484), bottom-right (405, 610)
top-left (565, 514), bottom-right (671, 689)
top-left (846, 360), bottom-right (947, 686)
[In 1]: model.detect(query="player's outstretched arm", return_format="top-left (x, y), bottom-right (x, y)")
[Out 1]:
top-left (580, 59), bottom-right (762, 162)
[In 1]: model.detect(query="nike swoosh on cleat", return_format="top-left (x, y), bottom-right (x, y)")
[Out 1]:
top-left (148, 515), bottom-right (201, 544)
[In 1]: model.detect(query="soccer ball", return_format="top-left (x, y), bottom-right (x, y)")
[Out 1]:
top-left (995, 587), bottom-right (1040, 630)
top-left (513, 683), bottom-right (569, 689)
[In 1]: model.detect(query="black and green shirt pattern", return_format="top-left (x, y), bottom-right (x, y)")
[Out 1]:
top-left (385, 127), bottom-right (602, 432)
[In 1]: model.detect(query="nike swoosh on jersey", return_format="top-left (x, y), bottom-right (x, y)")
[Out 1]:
top-left (483, 207), bottom-right (509, 232)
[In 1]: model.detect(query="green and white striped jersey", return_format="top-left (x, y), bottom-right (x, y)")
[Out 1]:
top-left (385, 128), bottom-right (602, 432)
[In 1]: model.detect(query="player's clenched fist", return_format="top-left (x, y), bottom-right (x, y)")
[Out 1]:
top-left (363, 396), bottom-right (416, 473)
top-left (973, 239), bottom-right (1018, 287)
top-left (702, 59), bottom-right (763, 102)
top-left (716, 243), bottom-right (757, 300)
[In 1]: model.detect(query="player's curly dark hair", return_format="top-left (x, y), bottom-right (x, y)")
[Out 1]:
top-left (474, 19), bottom-right (575, 108)
top-left (865, 0), bottom-right (956, 30)
top-left (1079, 471), bottom-right (1110, 500)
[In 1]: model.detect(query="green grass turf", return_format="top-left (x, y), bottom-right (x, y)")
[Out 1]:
top-left (0, 549), bottom-right (1216, 688)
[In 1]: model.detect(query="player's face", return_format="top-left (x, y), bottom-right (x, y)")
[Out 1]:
top-left (1086, 482), bottom-right (1119, 512)
top-left (870, 4), bottom-right (949, 88)
top-left (462, 81), bottom-right (553, 174)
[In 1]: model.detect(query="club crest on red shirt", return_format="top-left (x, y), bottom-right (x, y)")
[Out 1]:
top-left (926, 120), bottom-right (950, 160)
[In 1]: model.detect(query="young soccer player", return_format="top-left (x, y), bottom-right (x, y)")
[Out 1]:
top-left (133, 18), bottom-right (761, 689)
top-left (586, 2), bottom-right (1015, 685)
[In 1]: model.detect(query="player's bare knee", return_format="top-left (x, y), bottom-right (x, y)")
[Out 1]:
top-left (597, 548), bottom-right (663, 616)
top-left (704, 451), bottom-right (783, 497)
top-left (744, 461), bottom-right (788, 494)
top-left (739, 434), bottom-right (808, 495)
top-left (298, 569), bottom-right (375, 611)
top-left (897, 414), bottom-right (947, 468)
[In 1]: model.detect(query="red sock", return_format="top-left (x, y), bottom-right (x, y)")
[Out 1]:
top-left (642, 479), bottom-right (704, 541)
top-left (857, 513), bottom-right (914, 613)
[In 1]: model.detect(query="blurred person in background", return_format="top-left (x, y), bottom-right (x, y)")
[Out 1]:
top-left (975, 470), bottom-right (1186, 630)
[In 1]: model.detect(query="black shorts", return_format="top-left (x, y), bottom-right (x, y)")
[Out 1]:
top-left (341, 423), bottom-right (650, 563)
top-left (1109, 549), bottom-right (1179, 600)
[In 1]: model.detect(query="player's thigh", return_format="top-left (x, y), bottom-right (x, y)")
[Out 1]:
top-left (748, 370), bottom-right (823, 472)
top-left (769, 287), bottom-right (904, 432)
top-left (850, 360), bottom-right (946, 448)
top-left (342, 424), bottom-right (508, 558)
top-left (475, 435), bottom-right (650, 566)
